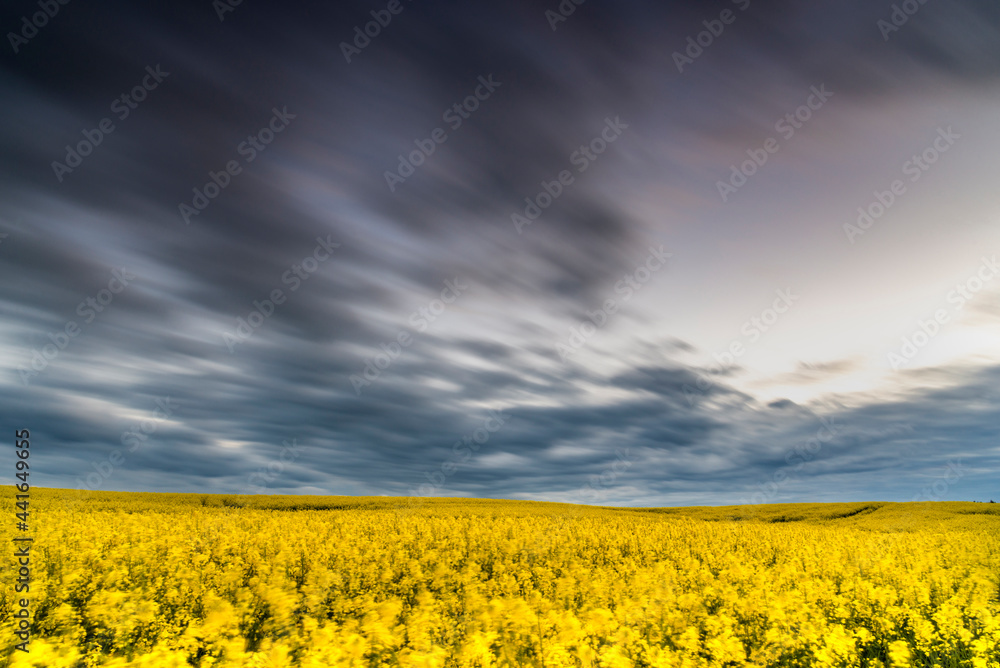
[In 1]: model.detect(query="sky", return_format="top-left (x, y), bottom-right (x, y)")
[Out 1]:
top-left (1, 0), bottom-right (998, 506)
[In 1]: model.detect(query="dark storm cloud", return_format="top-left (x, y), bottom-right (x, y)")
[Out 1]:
top-left (1, 0), bottom-right (998, 503)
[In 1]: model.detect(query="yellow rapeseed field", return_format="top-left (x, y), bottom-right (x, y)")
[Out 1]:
top-left (2, 489), bottom-right (999, 667)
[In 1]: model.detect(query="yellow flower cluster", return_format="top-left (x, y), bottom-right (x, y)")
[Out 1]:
top-left (2, 491), bottom-right (998, 667)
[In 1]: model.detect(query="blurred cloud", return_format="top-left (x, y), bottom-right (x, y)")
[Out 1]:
top-left (1, 0), bottom-right (999, 504)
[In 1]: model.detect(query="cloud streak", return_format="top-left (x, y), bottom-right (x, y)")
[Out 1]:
top-left (2, 0), bottom-right (999, 504)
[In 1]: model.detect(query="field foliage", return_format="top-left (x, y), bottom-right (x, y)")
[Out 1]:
top-left (2, 489), bottom-right (999, 667)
